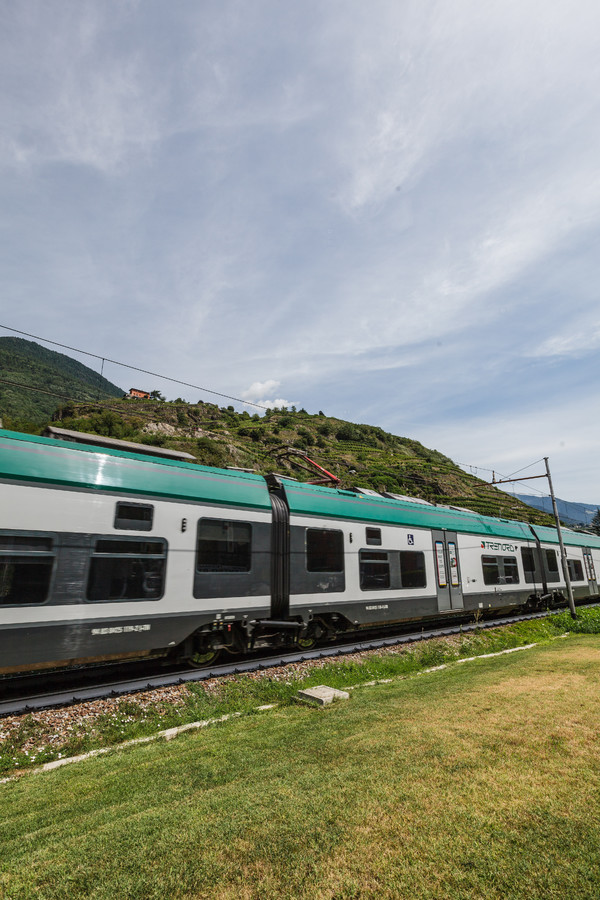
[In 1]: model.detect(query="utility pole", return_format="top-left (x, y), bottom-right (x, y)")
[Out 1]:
top-left (491, 459), bottom-right (576, 619)
top-left (543, 457), bottom-right (576, 619)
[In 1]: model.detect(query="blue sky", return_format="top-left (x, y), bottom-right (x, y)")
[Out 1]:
top-left (1, 1), bottom-right (599, 502)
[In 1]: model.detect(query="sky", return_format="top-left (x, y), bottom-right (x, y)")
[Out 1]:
top-left (1, 0), bottom-right (599, 503)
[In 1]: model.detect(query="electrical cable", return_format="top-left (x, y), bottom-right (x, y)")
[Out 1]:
top-left (0, 323), bottom-right (269, 411)
top-left (0, 325), bottom-right (556, 511)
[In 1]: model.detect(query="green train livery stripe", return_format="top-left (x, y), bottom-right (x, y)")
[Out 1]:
top-left (281, 480), bottom-right (600, 550)
top-left (0, 430), bottom-right (271, 510)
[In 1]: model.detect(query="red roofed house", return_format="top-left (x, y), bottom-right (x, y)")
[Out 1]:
top-left (127, 388), bottom-right (151, 399)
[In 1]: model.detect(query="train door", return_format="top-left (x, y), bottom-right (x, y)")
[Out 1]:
top-left (582, 548), bottom-right (598, 596)
top-left (432, 530), bottom-right (464, 612)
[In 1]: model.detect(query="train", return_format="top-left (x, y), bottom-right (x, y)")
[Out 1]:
top-left (1, 426), bottom-right (599, 675)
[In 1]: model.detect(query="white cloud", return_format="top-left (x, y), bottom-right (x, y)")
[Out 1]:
top-left (240, 380), bottom-right (297, 411)
top-left (242, 380), bottom-right (280, 401)
top-left (527, 317), bottom-right (600, 359)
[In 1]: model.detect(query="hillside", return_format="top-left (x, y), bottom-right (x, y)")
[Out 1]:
top-left (0, 338), bottom-right (558, 525)
top-left (0, 337), bottom-right (124, 425)
top-left (52, 396), bottom-right (556, 525)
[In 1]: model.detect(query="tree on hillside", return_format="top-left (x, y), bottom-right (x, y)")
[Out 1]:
top-left (591, 509), bottom-right (600, 536)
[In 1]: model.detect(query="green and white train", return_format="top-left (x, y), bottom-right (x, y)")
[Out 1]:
top-left (1, 427), bottom-right (598, 674)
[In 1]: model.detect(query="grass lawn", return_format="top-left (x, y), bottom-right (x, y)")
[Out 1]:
top-left (1, 634), bottom-right (600, 899)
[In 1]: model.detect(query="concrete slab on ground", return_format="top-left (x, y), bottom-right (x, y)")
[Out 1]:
top-left (297, 685), bottom-right (350, 706)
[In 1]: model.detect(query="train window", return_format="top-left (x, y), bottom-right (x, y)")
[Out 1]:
top-left (503, 557), bottom-right (519, 583)
top-left (360, 551), bottom-right (390, 590)
top-left (521, 547), bottom-right (537, 583)
top-left (366, 527), bottom-right (382, 546)
top-left (400, 551), bottom-right (426, 588)
top-left (0, 535), bottom-right (53, 552)
top-left (482, 555), bottom-right (519, 585)
top-left (196, 520), bottom-right (252, 572)
top-left (114, 502), bottom-right (154, 531)
top-left (482, 556), bottom-right (499, 585)
top-left (306, 529), bottom-right (344, 572)
top-left (545, 549), bottom-right (560, 582)
top-left (583, 551), bottom-right (597, 582)
top-left (435, 541), bottom-right (447, 588)
top-left (86, 538), bottom-right (166, 602)
top-left (567, 559), bottom-right (584, 582)
top-left (448, 542), bottom-right (460, 587)
top-left (0, 535), bottom-right (55, 606)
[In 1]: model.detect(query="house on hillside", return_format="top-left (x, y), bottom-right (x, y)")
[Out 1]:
top-left (126, 388), bottom-right (151, 399)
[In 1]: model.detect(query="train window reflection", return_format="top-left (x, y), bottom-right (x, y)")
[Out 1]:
top-left (196, 520), bottom-right (252, 572)
top-left (482, 554), bottom-right (519, 585)
top-left (400, 551), bottom-right (426, 588)
top-left (360, 550), bottom-right (390, 589)
top-left (87, 538), bottom-right (166, 602)
top-left (0, 533), bottom-right (54, 606)
top-left (567, 559), bottom-right (584, 582)
top-left (306, 529), bottom-right (344, 572)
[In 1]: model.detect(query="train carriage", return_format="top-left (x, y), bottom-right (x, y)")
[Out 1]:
top-left (1, 427), bottom-right (599, 674)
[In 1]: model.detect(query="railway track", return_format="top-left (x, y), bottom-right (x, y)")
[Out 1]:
top-left (0, 607), bottom-right (567, 717)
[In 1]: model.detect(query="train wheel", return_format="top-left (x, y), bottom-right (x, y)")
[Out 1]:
top-left (188, 647), bottom-right (221, 667)
top-left (297, 623), bottom-right (321, 651)
top-left (186, 635), bottom-right (222, 667)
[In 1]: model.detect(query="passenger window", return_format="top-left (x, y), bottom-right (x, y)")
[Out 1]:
top-left (0, 534), bottom-right (54, 606)
top-left (366, 527), bottom-right (382, 546)
top-left (482, 555), bottom-right (519, 585)
top-left (306, 529), bottom-right (344, 572)
top-left (482, 555), bottom-right (500, 585)
top-left (400, 551), bottom-right (426, 588)
top-left (583, 552), bottom-right (597, 582)
top-left (196, 520), bottom-right (251, 572)
top-left (87, 539), bottom-right (166, 602)
top-left (521, 547), bottom-right (536, 582)
top-left (360, 551), bottom-right (390, 590)
top-left (448, 542), bottom-right (460, 587)
top-left (544, 548), bottom-right (560, 582)
top-left (435, 541), bottom-right (447, 587)
top-left (114, 502), bottom-right (154, 531)
top-left (503, 557), bottom-right (519, 583)
top-left (567, 559), bottom-right (584, 582)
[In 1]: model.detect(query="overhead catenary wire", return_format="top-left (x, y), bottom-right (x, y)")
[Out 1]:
top-left (0, 323), bottom-right (270, 411)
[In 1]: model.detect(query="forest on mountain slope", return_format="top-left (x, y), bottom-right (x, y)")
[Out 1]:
top-left (0, 336), bottom-right (123, 425)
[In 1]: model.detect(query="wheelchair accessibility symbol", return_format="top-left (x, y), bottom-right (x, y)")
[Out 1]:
top-left (407, 534), bottom-right (414, 545)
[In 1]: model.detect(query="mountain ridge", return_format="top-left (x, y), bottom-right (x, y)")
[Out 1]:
top-left (514, 493), bottom-right (599, 528)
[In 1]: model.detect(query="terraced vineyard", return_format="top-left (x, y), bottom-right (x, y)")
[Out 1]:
top-left (46, 397), bottom-right (555, 526)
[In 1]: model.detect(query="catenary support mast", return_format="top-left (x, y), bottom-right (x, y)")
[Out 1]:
top-left (491, 458), bottom-right (576, 619)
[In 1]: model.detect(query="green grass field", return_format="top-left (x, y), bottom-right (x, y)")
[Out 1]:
top-left (2, 632), bottom-right (600, 899)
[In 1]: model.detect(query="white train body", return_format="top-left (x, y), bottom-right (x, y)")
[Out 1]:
top-left (1, 429), bottom-right (598, 672)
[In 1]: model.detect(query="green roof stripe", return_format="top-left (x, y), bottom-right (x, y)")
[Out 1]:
top-left (281, 480), bottom-right (600, 550)
top-left (0, 429), bottom-right (271, 511)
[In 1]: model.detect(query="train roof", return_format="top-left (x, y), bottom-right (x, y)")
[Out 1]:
top-left (276, 477), bottom-right (600, 551)
top-left (43, 426), bottom-right (197, 461)
top-left (0, 428), bottom-right (271, 511)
